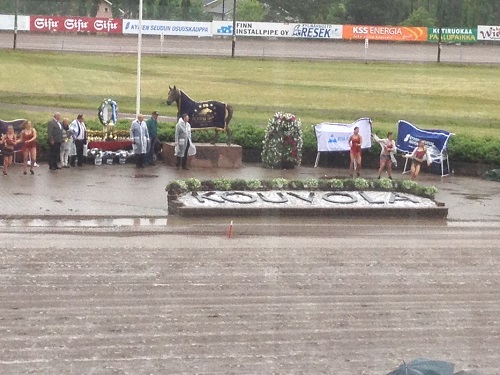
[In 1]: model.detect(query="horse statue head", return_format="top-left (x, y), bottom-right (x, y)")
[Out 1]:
top-left (166, 85), bottom-right (180, 106)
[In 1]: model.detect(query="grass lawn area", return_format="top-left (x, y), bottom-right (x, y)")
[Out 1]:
top-left (0, 50), bottom-right (499, 139)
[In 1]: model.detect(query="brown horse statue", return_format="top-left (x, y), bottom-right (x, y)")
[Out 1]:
top-left (166, 85), bottom-right (234, 144)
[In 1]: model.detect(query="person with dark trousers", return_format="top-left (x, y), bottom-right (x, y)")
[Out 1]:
top-left (69, 114), bottom-right (87, 166)
top-left (47, 112), bottom-right (63, 170)
top-left (174, 114), bottom-right (196, 170)
top-left (130, 114), bottom-right (149, 169)
top-left (145, 111), bottom-right (159, 166)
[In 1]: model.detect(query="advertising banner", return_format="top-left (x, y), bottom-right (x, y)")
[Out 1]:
top-left (314, 118), bottom-right (372, 152)
top-left (212, 21), bottom-right (342, 39)
top-left (343, 25), bottom-right (427, 41)
top-left (30, 16), bottom-right (122, 33)
top-left (123, 20), bottom-right (211, 36)
top-left (427, 28), bottom-right (477, 43)
top-left (478, 25), bottom-right (500, 41)
top-left (396, 120), bottom-right (452, 156)
top-left (0, 15), bottom-right (30, 31)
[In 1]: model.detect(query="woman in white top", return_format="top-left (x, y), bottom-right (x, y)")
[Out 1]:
top-left (372, 132), bottom-right (396, 179)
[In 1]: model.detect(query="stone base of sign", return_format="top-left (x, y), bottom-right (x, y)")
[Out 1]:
top-left (161, 143), bottom-right (242, 168)
top-left (167, 191), bottom-right (448, 219)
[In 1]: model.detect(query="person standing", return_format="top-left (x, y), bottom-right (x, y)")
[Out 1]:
top-left (404, 140), bottom-right (432, 180)
top-left (175, 113), bottom-right (196, 170)
top-left (130, 114), bottom-right (149, 169)
top-left (372, 131), bottom-right (397, 179)
top-left (145, 111), bottom-right (159, 166)
top-left (69, 114), bottom-right (87, 167)
top-left (47, 112), bottom-right (63, 170)
top-left (348, 126), bottom-right (363, 178)
top-left (17, 120), bottom-right (38, 175)
top-left (1, 125), bottom-right (17, 175)
top-left (60, 118), bottom-right (71, 168)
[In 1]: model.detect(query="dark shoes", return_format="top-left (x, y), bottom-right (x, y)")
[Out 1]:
top-left (182, 167), bottom-right (189, 170)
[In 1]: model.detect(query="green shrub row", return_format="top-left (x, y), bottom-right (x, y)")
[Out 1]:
top-left (166, 177), bottom-right (438, 200)
top-left (29, 120), bottom-right (499, 166)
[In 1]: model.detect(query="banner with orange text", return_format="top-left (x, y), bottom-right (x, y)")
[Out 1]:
top-left (343, 25), bottom-right (427, 42)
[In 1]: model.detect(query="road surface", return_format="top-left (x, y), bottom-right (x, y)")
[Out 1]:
top-left (1, 32), bottom-right (500, 64)
top-left (0, 223), bottom-right (499, 374)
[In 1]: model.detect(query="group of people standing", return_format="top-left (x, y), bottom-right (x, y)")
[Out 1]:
top-left (47, 112), bottom-right (87, 170)
top-left (348, 127), bottom-right (432, 180)
top-left (0, 120), bottom-right (38, 175)
top-left (129, 112), bottom-right (195, 170)
top-left (129, 111), bottom-right (159, 169)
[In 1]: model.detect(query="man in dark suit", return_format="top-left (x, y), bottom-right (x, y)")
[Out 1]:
top-left (47, 112), bottom-right (63, 170)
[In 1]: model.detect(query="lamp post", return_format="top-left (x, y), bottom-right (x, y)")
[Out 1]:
top-left (13, 0), bottom-right (19, 50)
top-left (231, 0), bottom-right (236, 57)
top-left (136, 0), bottom-right (143, 116)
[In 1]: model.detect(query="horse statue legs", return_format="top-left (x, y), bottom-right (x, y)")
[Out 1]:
top-left (210, 103), bottom-right (233, 145)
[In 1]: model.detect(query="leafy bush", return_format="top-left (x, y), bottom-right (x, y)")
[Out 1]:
top-left (354, 178), bottom-right (370, 190)
top-left (230, 179), bottom-right (247, 190)
top-left (271, 178), bottom-right (288, 189)
top-left (288, 180), bottom-right (305, 189)
top-left (246, 179), bottom-right (263, 190)
top-left (185, 178), bottom-right (201, 191)
top-left (373, 177), bottom-right (394, 190)
top-left (303, 178), bottom-right (319, 189)
top-left (166, 180), bottom-right (187, 194)
top-left (213, 177), bottom-right (232, 190)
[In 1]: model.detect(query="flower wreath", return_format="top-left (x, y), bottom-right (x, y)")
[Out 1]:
top-left (98, 99), bottom-right (118, 126)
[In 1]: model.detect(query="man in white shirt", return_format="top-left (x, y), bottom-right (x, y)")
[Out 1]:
top-left (69, 114), bottom-right (87, 167)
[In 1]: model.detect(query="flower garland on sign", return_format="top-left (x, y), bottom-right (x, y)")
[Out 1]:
top-left (261, 112), bottom-right (303, 169)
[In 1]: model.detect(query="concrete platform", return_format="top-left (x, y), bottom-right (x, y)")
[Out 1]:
top-left (161, 142), bottom-right (242, 168)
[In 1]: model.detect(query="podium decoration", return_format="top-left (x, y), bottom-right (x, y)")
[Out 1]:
top-left (98, 99), bottom-right (118, 133)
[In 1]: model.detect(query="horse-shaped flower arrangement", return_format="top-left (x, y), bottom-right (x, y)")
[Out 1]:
top-left (166, 85), bottom-right (234, 144)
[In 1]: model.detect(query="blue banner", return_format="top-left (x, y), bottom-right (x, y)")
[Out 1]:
top-left (397, 120), bottom-right (452, 161)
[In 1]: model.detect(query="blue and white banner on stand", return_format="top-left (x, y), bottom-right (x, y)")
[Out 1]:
top-left (396, 120), bottom-right (452, 157)
top-left (314, 118), bottom-right (372, 152)
top-left (397, 120), bottom-right (453, 176)
top-left (313, 118), bottom-right (372, 167)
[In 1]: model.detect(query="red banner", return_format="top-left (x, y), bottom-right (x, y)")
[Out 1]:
top-left (30, 16), bottom-right (122, 33)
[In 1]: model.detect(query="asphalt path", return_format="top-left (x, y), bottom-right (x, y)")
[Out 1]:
top-left (1, 32), bottom-right (500, 64)
top-left (0, 224), bottom-right (498, 374)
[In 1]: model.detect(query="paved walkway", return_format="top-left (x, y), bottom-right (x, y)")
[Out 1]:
top-left (1, 160), bottom-right (499, 222)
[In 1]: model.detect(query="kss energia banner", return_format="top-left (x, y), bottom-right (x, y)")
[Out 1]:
top-left (343, 25), bottom-right (427, 41)
top-left (396, 120), bottom-right (452, 160)
top-left (315, 118), bottom-right (372, 152)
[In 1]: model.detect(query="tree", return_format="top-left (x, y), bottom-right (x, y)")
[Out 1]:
top-left (401, 5), bottom-right (436, 26)
top-left (237, 0), bottom-right (267, 22)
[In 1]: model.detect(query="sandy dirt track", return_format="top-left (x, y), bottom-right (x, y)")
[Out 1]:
top-left (0, 224), bottom-right (499, 374)
top-left (1, 32), bottom-right (500, 64)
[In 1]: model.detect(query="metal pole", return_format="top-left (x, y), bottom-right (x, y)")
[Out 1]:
top-left (222, 0), bottom-right (225, 21)
top-left (231, 0), bottom-right (236, 57)
top-left (136, 0), bottom-right (143, 116)
top-left (437, 0), bottom-right (444, 63)
top-left (13, 0), bottom-right (19, 50)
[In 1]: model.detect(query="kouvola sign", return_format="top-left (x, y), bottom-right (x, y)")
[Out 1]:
top-left (177, 190), bottom-right (436, 208)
